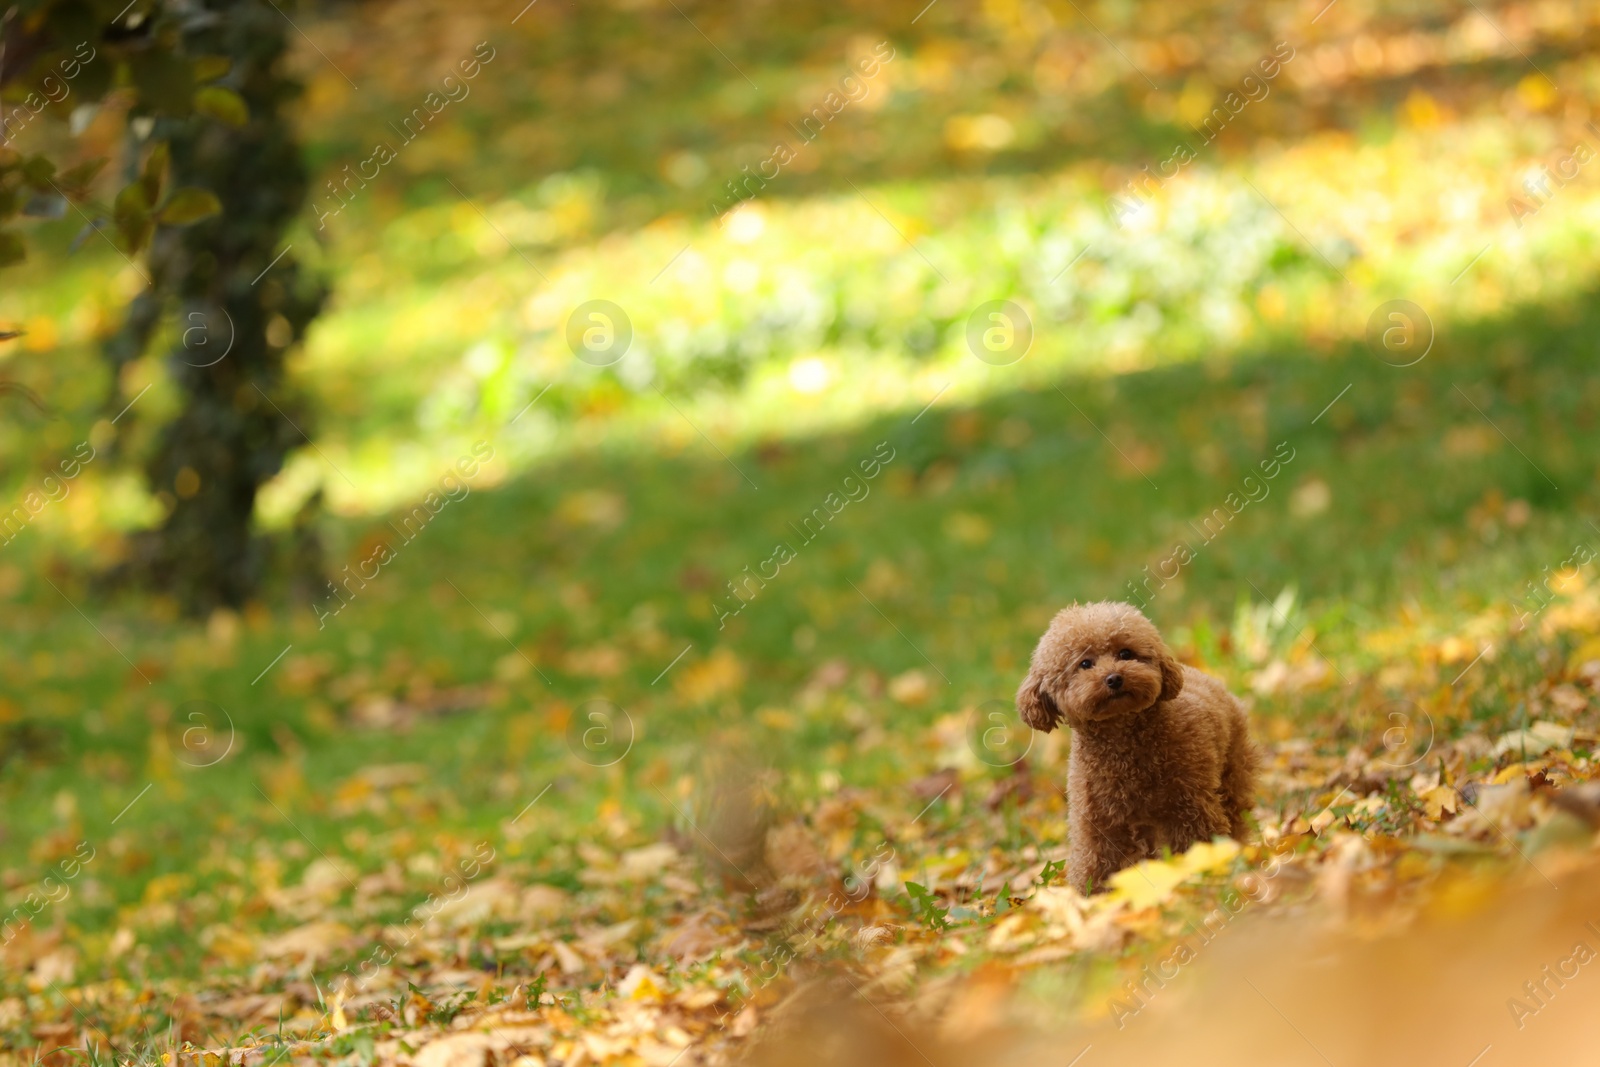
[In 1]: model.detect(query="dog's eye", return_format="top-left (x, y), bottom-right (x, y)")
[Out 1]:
top-left (1078, 658), bottom-right (1094, 670)
top-left (1117, 648), bottom-right (1136, 660)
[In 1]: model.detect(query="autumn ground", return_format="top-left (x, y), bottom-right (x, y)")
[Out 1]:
top-left (4, 0), bottom-right (1600, 1063)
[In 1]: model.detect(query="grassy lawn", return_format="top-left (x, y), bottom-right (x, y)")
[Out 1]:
top-left (4, 278), bottom-right (1598, 1053)
top-left (2, 0), bottom-right (1600, 1061)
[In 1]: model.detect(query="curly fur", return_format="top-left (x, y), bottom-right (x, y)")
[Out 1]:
top-left (1017, 601), bottom-right (1258, 893)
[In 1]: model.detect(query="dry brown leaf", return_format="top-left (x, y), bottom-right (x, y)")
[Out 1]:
top-left (257, 921), bottom-right (353, 961)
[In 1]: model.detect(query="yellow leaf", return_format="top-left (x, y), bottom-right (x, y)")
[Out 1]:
top-left (1107, 858), bottom-right (1188, 910)
top-left (1403, 88), bottom-right (1442, 128)
top-left (1515, 73), bottom-right (1557, 112)
top-left (556, 488), bottom-right (626, 529)
top-left (1492, 724), bottom-right (1572, 758)
top-left (673, 647), bottom-right (744, 702)
top-left (1569, 636), bottom-right (1600, 670)
top-left (552, 939), bottom-right (586, 973)
top-left (943, 511), bottom-right (992, 545)
top-left (888, 669), bottom-right (932, 705)
top-left (757, 706), bottom-right (797, 730)
top-left (943, 113), bottom-right (1015, 153)
top-left (1420, 785), bottom-right (1458, 821)
top-left (192, 56), bottom-right (232, 83)
top-left (194, 86), bottom-right (249, 127)
top-left (1179, 838), bottom-right (1240, 875)
top-left (257, 920), bottom-right (351, 961)
top-left (330, 992), bottom-right (349, 1031)
top-left (199, 923), bottom-right (256, 966)
top-left (156, 187), bottom-right (222, 226)
top-left (618, 963), bottom-right (666, 1002)
top-left (1492, 762), bottom-right (1530, 785)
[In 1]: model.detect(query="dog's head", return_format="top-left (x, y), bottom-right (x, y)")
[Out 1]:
top-left (1016, 601), bottom-right (1184, 731)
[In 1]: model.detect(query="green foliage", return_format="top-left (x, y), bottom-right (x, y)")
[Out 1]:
top-left (1036, 859), bottom-right (1067, 888)
top-left (905, 881), bottom-right (953, 931)
top-left (0, 0), bottom-right (253, 264)
top-left (193, 84), bottom-right (249, 127)
top-left (111, 181), bottom-right (154, 253)
top-left (152, 186), bottom-right (221, 225)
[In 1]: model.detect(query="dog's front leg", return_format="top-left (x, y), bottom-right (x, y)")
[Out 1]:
top-left (1068, 813), bottom-right (1147, 893)
top-left (1169, 795), bottom-right (1230, 854)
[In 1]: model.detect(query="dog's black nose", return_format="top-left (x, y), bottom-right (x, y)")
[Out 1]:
top-left (1106, 673), bottom-right (1123, 690)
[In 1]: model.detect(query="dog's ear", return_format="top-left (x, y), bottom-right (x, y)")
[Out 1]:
top-left (1017, 670), bottom-right (1061, 732)
top-left (1158, 647), bottom-right (1185, 703)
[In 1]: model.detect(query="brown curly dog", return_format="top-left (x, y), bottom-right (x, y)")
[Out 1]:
top-left (1017, 601), bottom-right (1258, 893)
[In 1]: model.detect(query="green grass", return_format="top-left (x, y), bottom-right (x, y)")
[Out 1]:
top-left (2, 270), bottom-right (1596, 997)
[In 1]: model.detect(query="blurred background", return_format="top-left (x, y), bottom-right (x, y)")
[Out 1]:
top-left (3, 0), bottom-right (1600, 1060)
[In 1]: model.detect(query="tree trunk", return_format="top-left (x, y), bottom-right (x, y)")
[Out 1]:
top-left (105, 0), bottom-right (327, 615)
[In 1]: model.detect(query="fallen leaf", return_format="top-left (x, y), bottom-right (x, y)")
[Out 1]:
top-left (1421, 785), bottom-right (1459, 821)
top-left (617, 963), bottom-right (667, 1002)
top-left (1493, 721), bottom-right (1575, 757)
top-left (1107, 858), bottom-right (1189, 910)
top-left (889, 670), bottom-right (932, 705)
top-left (257, 921), bottom-right (352, 961)
top-left (414, 1033), bottom-right (494, 1067)
top-left (1179, 838), bottom-right (1241, 875)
